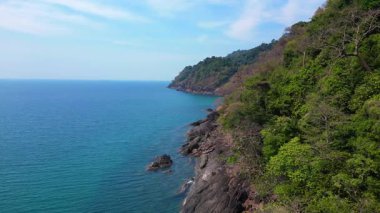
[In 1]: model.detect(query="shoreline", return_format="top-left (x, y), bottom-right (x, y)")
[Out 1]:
top-left (168, 85), bottom-right (221, 97)
top-left (178, 109), bottom-right (250, 213)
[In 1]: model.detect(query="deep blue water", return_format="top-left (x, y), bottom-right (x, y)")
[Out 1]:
top-left (0, 80), bottom-right (217, 213)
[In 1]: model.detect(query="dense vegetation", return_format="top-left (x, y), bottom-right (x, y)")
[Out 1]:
top-left (217, 0), bottom-right (380, 212)
top-left (168, 42), bottom-right (274, 94)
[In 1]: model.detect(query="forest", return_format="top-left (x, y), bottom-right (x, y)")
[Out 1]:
top-left (171, 0), bottom-right (380, 211)
top-left (169, 42), bottom-right (274, 94)
top-left (220, 0), bottom-right (380, 211)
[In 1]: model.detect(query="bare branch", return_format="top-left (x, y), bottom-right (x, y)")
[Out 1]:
top-left (314, 7), bottom-right (379, 71)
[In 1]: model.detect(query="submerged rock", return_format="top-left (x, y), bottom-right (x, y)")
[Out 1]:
top-left (147, 154), bottom-right (173, 171)
top-left (163, 169), bottom-right (173, 174)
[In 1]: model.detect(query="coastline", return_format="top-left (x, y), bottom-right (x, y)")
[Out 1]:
top-left (178, 109), bottom-right (251, 213)
top-left (168, 85), bottom-right (220, 96)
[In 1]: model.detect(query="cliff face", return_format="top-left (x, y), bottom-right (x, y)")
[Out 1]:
top-left (168, 42), bottom-right (275, 96)
top-left (180, 111), bottom-right (251, 213)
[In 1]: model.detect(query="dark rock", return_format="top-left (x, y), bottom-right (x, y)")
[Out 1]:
top-left (199, 155), bottom-right (208, 169)
top-left (206, 108), bottom-right (214, 112)
top-left (190, 119), bottom-right (205, 126)
top-left (206, 111), bottom-right (219, 121)
top-left (188, 121), bottom-right (217, 140)
top-left (180, 112), bottom-right (249, 213)
top-left (147, 154), bottom-right (173, 171)
top-left (181, 137), bottom-right (201, 155)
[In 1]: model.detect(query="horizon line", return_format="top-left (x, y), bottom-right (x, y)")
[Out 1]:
top-left (0, 78), bottom-right (171, 82)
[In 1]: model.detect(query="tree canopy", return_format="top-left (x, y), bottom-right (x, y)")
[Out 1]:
top-left (217, 0), bottom-right (380, 211)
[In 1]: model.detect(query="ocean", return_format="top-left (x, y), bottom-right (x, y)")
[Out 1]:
top-left (0, 80), bottom-right (217, 213)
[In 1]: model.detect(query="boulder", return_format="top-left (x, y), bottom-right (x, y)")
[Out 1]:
top-left (147, 154), bottom-right (173, 171)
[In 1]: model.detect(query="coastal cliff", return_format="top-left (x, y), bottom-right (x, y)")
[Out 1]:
top-left (180, 110), bottom-right (251, 213)
top-left (173, 1), bottom-right (380, 212)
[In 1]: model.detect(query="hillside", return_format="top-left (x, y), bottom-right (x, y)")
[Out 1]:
top-left (174, 0), bottom-right (380, 212)
top-left (168, 42), bottom-right (275, 95)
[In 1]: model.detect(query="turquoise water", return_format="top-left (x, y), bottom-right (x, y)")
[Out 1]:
top-left (0, 80), bottom-right (217, 213)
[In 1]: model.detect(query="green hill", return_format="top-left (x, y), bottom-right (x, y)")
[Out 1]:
top-left (168, 42), bottom-right (275, 95)
top-left (172, 0), bottom-right (380, 211)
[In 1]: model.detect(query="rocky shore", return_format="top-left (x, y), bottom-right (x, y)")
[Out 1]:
top-left (168, 85), bottom-right (217, 96)
top-left (180, 110), bottom-right (250, 213)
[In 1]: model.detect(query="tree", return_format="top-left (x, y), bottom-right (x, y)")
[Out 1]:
top-left (299, 100), bottom-right (347, 145)
top-left (317, 7), bottom-right (380, 71)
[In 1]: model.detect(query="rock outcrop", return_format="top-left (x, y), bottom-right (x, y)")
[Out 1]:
top-left (180, 111), bottom-right (219, 156)
top-left (147, 154), bottom-right (173, 171)
top-left (180, 110), bottom-right (250, 213)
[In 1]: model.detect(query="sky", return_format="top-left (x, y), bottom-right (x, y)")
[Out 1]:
top-left (0, 0), bottom-right (326, 81)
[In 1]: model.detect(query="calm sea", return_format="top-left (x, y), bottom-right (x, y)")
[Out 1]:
top-left (0, 80), bottom-right (217, 213)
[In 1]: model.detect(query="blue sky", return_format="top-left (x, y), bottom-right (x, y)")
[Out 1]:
top-left (0, 0), bottom-right (325, 80)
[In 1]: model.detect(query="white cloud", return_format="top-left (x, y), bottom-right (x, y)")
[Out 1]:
top-left (197, 21), bottom-right (229, 29)
top-left (145, 0), bottom-right (195, 16)
top-left (44, 0), bottom-right (149, 22)
top-left (0, 0), bottom-right (150, 35)
top-left (226, 0), bottom-right (325, 41)
top-left (226, 0), bottom-right (264, 40)
top-left (145, 0), bottom-right (236, 16)
top-left (0, 1), bottom-right (94, 35)
top-left (206, 0), bottom-right (237, 5)
top-left (274, 0), bottom-right (324, 26)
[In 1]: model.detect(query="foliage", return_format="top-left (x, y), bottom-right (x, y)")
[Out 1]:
top-left (216, 0), bottom-right (380, 211)
top-left (169, 42), bottom-right (275, 94)
top-left (261, 116), bottom-right (296, 160)
top-left (168, 0), bottom-right (379, 211)
top-left (267, 137), bottom-right (314, 198)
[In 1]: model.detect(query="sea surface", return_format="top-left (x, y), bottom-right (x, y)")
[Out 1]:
top-left (0, 80), bottom-right (217, 213)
